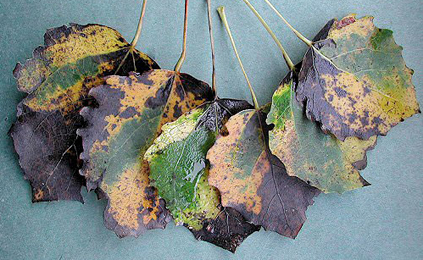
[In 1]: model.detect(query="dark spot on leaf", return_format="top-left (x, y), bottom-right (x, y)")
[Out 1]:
top-left (144, 78), bottom-right (172, 109)
top-left (337, 16), bottom-right (356, 29)
top-left (120, 106), bottom-right (138, 119)
top-left (334, 87), bottom-right (347, 98)
top-left (173, 104), bottom-right (182, 118)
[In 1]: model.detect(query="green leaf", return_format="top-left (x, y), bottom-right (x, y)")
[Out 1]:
top-left (207, 109), bottom-right (319, 238)
top-left (267, 72), bottom-right (377, 193)
top-left (9, 23), bottom-right (158, 202)
top-left (296, 14), bottom-right (420, 141)
top-left (145, 99), bottom-right (257, 252)
top-left (146, 107), bottom-right (216, 217)
top-left (78, 71), bottom-right (213, 237)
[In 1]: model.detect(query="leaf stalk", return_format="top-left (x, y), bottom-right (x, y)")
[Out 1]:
top-left (263, 0), bottom-right (313, 47)
top-left (241, 0), bottom-right (295, 71)
top-left (174, 0), bottom-right (190, 72)
top-left (130, 0), bottom-right (148, 49)
top-left (218, 6), bottom-right (260, 110)
top-left (206, 0), bottom-right (217, 94)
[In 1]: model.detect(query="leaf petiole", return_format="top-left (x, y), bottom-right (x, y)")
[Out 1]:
top-left (263, 0), bottom-right (313, 47)
top-left (217, 6), bottom-right (260, 110)
top-left (130, 0), bottom-right (148, 49)
top-left (206, 0), bottom-right (217, 95)
top-left (174, 0), bottom-right (190, 72)
top-left (115, 0), bottom-right (148, 73)
top-left (241, 0), bottom-right (295, 71)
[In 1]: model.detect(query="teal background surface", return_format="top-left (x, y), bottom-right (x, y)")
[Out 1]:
top-left (0, 0), bottom-right (422, 259)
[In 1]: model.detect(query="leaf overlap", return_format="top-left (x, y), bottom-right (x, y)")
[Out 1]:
top-left (78, 71), bottom-right (213, 237)
top-left (145, 99), bottom-right (257, 251)
top-left (296, 15), bottom-right (420, 140)
top-left (8, 6), bottom-right (421, 253)
top-left (10, 23), bottom-right (158, 202)
top-left (267, 72), bottom-right (377, 193)
top-left (207, 109), bottom-right (320, 237)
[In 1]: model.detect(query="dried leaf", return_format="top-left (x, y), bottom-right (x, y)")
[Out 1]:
top-left (9, 23), bottom-right (158, 202)
top-left (191, 206), bottom-right (259, 253)
top-left (145, 99), bottom-right (257, 252)
top-left (207, 109), bottom-right (320, 237)
top-left (78, 71), bottom-right (213, 237)
top-left (296, 15), bottom-right (420, 140)
top-left (267, 72), bottom-right (377, 193)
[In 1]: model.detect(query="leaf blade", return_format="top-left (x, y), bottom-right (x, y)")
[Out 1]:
top-left (207, 109), bottom-right (319, 237)
top-left (297, 15), bottom-right (420, 140)
top-left (10, 23), bottom-right (158, 202)
top-left (78, 71), bottom-right (213, 237)
top-left (267, 73), bottom-right (376, 193)
top-left (145, 99), bottom-right (257, 251)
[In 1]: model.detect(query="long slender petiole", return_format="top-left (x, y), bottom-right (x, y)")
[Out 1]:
top-left (241, 0), bottom-right (295, 71)
top-left (263, 0), bottom-right (313, 47)
top-left (217, 6), bottom-right (260, 110)
top-left (130, 0), bottom-right (148, 49)
top-left (174, 0), bottom-right (190, 72)
top-left (115, 0), bottom-right (148, 73)
top-left (206, 0), bottom-right (217, 94)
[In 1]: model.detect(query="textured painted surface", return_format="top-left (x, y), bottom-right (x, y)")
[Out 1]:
top-left (296, 14), bottom-right (420, 141)
top-left (77, 71), bottom-right (213, 237)
top-left (207, 109), bottom-right (320, 237)
top-left (145, 99), bottom-right (256, 252)
top-left (9, 23), bottom-right (158, 203)
top-left (267, 72), bottom-right (376, 193)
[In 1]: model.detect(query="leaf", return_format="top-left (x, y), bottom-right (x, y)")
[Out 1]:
top-left (77, 71), bottom-right (213, 237)
top-left (191, 206), bottom-right (259, 253)
top-left (296, 14), bottom-right (420, 141)
top-left (9, 23), bottom-right (158, 202)
top-left (207, 109), bottom-right (320, 237)
top-left (267, 72), bottom-right (377, 193)
top-left (145, 99), bottom-right (258, 252)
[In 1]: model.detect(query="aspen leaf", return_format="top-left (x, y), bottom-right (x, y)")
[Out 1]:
top-left (207, 109), bottom-right (320, 237)
top-left (267, 72), bottom-right (376, 193)
top-left (296, 15), bottom-right (420, 140)
top-left (10, 24), bottom-right (158, 202)
top-left (78, 71), bottom-right (213, 237)
top-left (145, 99), bottom-right (257, 252)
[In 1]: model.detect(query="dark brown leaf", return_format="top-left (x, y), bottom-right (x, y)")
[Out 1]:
top-left (10, 23), bottom-right (158, 202)
top-left (207, 109), bottom-right (320, 237)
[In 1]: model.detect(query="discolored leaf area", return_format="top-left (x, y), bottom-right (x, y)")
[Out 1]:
top-left (296, 14), bottom-right (420, 141)
top-left (145, 99), bottom-right (258, 252)
top-left (9, 24), bottom-right (158, 202)
top-left (267, 72), bottom-right (377, 193)
top-left (78, 71), bottom-right (213, 237)
top-left (207, 109), bottom-right (320, 238)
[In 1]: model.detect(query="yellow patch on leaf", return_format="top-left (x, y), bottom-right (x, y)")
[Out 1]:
top-left (328, 15), bottom-right (374, 41)
top-left (102, 160), bottom-right (159, 230)
top-left (208, 111), bottom-right (264, 215)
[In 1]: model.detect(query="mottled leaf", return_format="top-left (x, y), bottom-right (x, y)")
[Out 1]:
top-left (145, 99), bottom-right (257, 252)
top-left (9, 23), bottom-right (158, 202)
top-left (78, 71), bottom-right (213, 237)
top-left (207, 109), bottom-right (320, 237)
top-left (267, 72), bottom-right (377, 193)
top-left (296, 15), bottom-right (420, 140)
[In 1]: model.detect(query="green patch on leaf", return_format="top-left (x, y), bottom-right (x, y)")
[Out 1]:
top-left (268, 73), bottom-right (376, 193)
top-left (145, 99), bottom-right (255, 251)
top-left (296, 14), bottom-right (420, 141)
top-left (10, 23), bottom-right (158, 203)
